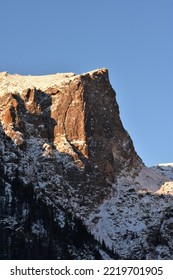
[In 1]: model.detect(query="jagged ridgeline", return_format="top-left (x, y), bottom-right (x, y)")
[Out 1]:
top-left (0, 70), bottom-right (173, 259)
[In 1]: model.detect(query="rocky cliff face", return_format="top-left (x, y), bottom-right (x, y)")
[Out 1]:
top-left (0, 69), bottom-right (173, 259)
top-left (0, 69), bottom-right (141, 180)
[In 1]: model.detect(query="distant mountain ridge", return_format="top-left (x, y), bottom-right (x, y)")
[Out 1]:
top-left (151, 163), bottom-right (173, 180)
top-left (0, 69), bottom-right (172, 259)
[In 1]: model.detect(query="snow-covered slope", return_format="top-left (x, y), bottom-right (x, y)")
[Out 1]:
top-left (85, 164), bottom-right (173, 259)
top-left (151, 163), bottom-right (173, 180)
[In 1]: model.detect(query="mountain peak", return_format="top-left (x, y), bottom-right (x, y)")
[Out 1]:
top-left (0, 69), bottom-right (172, 260)
top-left (0, 68), bottom-right (142, 181)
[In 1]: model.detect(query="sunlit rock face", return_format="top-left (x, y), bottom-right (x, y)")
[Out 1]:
top-left (0, 69), bottom-right (172, 260)
top-left (0, 69), bottom-right (142, 180)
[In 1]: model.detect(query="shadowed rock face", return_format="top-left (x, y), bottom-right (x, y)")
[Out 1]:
top-left (0, 69), bottom-right (172, 260)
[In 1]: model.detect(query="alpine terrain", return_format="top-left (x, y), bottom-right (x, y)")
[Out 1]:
top-left (0, 69), bottom-right (172, 259)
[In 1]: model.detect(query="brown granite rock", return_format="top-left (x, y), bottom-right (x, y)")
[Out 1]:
top-left (0, 68), bottom-right (142, 180)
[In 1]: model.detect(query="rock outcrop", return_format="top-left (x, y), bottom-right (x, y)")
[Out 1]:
top-left (0, 69), bottom-right (141, 180)
top-left (0, 69), bottom-right (173, 259)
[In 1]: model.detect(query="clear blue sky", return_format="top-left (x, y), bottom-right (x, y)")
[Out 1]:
top-left (0, 0), bottom-right (172, 166)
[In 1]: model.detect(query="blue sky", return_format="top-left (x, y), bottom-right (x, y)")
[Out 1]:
top-left (0, 0), bottom-right (172, 166)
